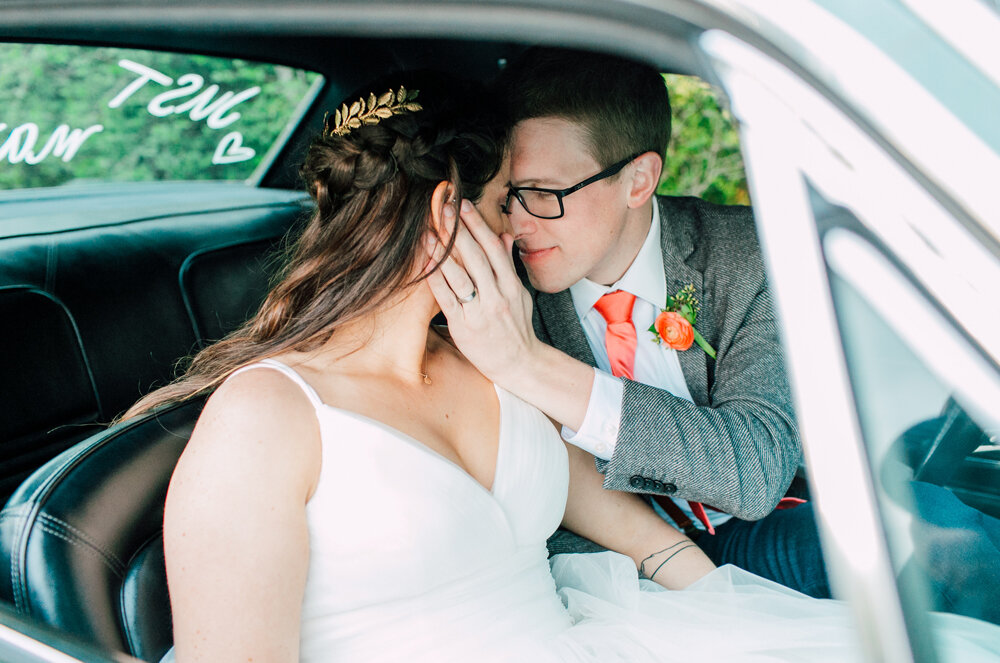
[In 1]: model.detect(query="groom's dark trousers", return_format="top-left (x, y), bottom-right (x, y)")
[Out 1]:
top-left (694, 504), bottom-right (830, 598)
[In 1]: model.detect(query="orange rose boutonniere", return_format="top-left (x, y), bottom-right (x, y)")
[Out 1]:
top-left (649, 284), bottom-right (717, 359)
top-left (654, 312), bottom-right (694, 351)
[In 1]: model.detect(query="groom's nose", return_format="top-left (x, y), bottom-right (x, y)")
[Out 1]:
top-left (507, 203), bottom-right (539, 240)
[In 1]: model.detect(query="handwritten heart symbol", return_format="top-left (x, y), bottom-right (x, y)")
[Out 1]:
top-left (212, 131), bottom-right (255, 165)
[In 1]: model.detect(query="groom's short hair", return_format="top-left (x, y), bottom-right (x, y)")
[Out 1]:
top-left (499, 47), bottom-right (671, 169)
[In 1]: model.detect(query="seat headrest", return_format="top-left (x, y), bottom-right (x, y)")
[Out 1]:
top-left (179, 239), bottom-right (279, 345)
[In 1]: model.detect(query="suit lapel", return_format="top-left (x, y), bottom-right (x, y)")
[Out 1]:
top-left (658, 197), bottom-right (712, 406)
top-left (534, 197), bottom-right (715, 406)
top-left (535, 289), bottom-right (596, 366)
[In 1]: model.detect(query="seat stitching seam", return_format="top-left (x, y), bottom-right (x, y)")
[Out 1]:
top-left (11, 530), bottom-right (22, 613)
top-left (1, 510), bottom-right (27, 613)
top-left (37, 513), bottom-right (127, 569)
top-left (35, 523), bottom-right (126, 576)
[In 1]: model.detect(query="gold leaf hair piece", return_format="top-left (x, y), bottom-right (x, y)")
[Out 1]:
top-left (324, 86), bottom-right (423, 137)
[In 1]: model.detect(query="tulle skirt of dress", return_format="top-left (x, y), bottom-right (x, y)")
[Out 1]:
top-left (159, 551), bottom-right (1000, 663)
top-left (544, 552), bottom-right (1000, 663)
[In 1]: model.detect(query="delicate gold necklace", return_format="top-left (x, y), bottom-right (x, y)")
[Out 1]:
top-left (377, 327), bottom-right (447, 385)
top-left (412, 346), bottom-right (432, 385)
top-left (413, 353), bottom-right (432, 385)
top-left (417, 348), bottom-right (432, 385)
top-left (370, 348), bottom-right (432, 385)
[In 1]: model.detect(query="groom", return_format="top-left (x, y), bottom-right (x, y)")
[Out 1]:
top-left (430, 47), bottom-right (829, 598)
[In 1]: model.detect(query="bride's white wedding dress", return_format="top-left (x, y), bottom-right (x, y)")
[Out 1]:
top-left (176, 359), bottom-right (1000, 662)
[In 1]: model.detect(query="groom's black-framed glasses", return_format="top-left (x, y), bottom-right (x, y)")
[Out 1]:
top-left (501, 151), bottom-right (647, 220)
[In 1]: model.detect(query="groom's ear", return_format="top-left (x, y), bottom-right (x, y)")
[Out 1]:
top-left (429, 180), bottom-right (458, 243)
top-left (626, 152), bottom-right (663, 209)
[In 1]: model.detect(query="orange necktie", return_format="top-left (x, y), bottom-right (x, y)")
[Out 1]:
top-left (593, 289), bottom-right (718, 535)
top-left (592, 290), bottom-right (637, 380)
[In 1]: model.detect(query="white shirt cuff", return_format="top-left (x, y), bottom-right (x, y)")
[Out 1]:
top-left (560, 368), bottom-right (624, 460)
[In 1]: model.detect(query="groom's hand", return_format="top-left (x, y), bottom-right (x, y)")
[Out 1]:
top-left (424, 200), bottom-right (539, 385)
top-left (424, 200), bottom-right (594, 432)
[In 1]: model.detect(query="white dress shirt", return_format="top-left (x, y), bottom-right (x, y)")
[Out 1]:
top-left (560, 203), bottom-right (732, 530)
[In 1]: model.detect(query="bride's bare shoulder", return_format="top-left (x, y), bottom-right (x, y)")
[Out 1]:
top-left (164, 362), bottom-right (318, 611)
top-left (205, 363), bottom-right (313, 423)
top-left (181, 362), bottom-right (322, 482)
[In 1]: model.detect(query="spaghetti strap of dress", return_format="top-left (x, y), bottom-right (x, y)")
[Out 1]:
top-left (227, 358), bottom-right (326, 411)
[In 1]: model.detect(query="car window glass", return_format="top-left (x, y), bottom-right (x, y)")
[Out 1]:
top-left (0, 43), bottom-right (322, 190)
top-left (823, 224), bottom-right (1000, 648)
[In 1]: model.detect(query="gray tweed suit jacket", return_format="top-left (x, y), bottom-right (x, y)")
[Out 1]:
top-left (530, 196), bottom-right (802, 553)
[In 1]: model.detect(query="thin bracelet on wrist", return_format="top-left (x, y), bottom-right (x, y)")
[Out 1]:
top-left (642, 543), bottom-right (699, 582)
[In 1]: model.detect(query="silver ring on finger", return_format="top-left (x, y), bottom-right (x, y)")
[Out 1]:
top-left (458, 289), bottom-right (478, 304)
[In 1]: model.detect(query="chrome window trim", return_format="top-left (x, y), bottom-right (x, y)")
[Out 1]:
top-left (773, 66), bottom-right (1000, 370)
top-left (0, 624), bottom-right (78, 662)
top-left (0, 623), bottom-right (115, 663)
top-left (901, 0), bottom-right (1000, 88)
top-left (702, 19), bottom-right (1000, 371)
top-left (0, 619), bottom-right (143, 662)
top-left (702, 29), bottom-right (916, 662)
top-left (702, 0), bottom-right (1000, 242)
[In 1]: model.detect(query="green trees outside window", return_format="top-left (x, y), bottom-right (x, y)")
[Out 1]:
top-left (0, 44), bottom-right (320, 190)
top-left (659, 74), bottom-right (750, 206)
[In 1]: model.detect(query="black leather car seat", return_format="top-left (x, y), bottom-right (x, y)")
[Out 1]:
top-left (0, 187), bottom-right (300, 508)
top-left (0, 396), bottom-right (206, 662)
top-left (0, 286), bottom-right (105, 504)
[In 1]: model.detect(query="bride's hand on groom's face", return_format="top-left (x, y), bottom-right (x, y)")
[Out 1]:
top-left (425, 200), bottom-right (540, 384)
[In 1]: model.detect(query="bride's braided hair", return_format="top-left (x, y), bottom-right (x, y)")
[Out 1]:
top-left (122, 72), bottom-right (506, 420)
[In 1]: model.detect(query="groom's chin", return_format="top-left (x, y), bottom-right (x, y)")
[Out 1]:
top-left (525, 270), bottom-right (570, 295)
top-left (513, 251), bottom-right (571, 294)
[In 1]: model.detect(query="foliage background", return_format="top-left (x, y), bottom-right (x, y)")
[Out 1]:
top-left (658, 73), bottom-right (749, 206)
top-left (0, 44), bottom-right (318, 190)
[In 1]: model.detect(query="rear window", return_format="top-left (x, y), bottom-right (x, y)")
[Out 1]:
top-left (0, 44), bottom-right (322, 190)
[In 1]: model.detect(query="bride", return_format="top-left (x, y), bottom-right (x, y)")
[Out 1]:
top-left (129, 73), bottom-right (1000, 663)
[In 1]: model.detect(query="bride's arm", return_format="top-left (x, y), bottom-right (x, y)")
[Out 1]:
top-left (561, 442), bottom-right (716, 589)
top-left (164, 370), bottom-right (321, 662)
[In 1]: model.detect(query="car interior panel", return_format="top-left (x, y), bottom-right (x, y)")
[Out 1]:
top-left (0, 186), bottom-right (306, 506)
top-left (179, 237), bottom-right (287, 345)
top-left (0, 286), bottom-right (103, 500)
